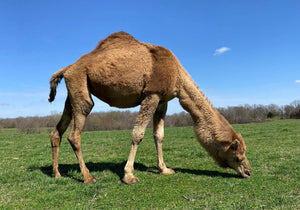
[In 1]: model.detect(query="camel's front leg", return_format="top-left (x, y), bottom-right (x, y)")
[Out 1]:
top-left (122, 94), bottom-right (160, 184)
top-left (153, 103), bottom-right (175, 175)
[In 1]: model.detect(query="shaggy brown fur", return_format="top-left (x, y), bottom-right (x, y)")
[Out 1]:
top-left (49, 31), bottom-right (251, 184)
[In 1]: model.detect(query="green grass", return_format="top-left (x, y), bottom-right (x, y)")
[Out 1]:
top-left (0, 120), bottom-right (299, 209)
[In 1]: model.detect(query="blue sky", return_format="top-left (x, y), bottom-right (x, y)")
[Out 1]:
top-left (0, 0), bottom-right (299, 118)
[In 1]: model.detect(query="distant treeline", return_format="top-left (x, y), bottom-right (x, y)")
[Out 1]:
top-left (0, 100), bottom-right (299, 133)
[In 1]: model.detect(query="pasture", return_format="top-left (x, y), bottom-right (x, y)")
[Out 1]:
top-left (0, 119), bottom-right (299, 209)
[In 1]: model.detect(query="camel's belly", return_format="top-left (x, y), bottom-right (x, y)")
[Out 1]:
top-left (90, 82), bottom-right (144, 108)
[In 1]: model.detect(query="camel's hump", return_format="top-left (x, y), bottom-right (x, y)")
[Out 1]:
top-left (95, 31), bottom-right (139, 50)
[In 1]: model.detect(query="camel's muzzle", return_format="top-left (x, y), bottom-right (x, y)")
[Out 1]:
top-left (237, 158), bottom-right (251, 178)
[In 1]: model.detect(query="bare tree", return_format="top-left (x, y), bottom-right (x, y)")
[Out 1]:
top-left (0, 101), bottom-right (299, 132)
top-left (16, 117), bottom-right (42, 134)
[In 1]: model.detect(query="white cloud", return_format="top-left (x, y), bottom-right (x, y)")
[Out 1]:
top-left (214, 47), bottom-right (231, 56)
top-left (295, 80), bottom-right (300, 83)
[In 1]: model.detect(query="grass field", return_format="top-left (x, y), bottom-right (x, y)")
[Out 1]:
top-left (0, 119), bottom-right (299, 209)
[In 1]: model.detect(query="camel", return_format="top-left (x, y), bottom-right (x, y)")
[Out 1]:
top-left (48, 31), bottom-right (251, 184)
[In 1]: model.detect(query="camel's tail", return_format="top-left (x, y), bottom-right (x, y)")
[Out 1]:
top-left (48, 65), bottom-right (71, 102)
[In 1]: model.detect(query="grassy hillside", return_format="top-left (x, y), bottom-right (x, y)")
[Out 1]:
top-left (0, 120), bottom-right (299, 209)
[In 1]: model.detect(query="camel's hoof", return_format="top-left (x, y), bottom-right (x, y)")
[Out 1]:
top-left (122, 175), bottom-right (139, 184)
top-left (84, 176), bottom-right (98, 184)
top-left (54, 172), bottom-right (62, 179)
top-left (160, 168), bottom-right (175, 175)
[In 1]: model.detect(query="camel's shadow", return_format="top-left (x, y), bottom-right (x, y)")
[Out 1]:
top-left (31, 161), bottom-right (238, 182)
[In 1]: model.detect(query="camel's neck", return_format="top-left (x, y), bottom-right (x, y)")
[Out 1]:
top-left (178, 72), bottom-right (235, 146)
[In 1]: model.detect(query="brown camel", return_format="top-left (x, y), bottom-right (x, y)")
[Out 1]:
top-left (49, 31), bottom-right (251, 184)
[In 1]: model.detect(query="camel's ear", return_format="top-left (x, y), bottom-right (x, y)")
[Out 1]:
top-left (230, 139), bottom-right (240, 150)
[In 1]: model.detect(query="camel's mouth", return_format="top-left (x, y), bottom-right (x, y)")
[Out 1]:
top-left (237, 164), bottom-right (251, 178)
top-left (238, 170), bottom-right (251, 178)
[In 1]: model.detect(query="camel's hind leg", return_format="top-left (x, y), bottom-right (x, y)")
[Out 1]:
top-left (153, 102), bottom-right (175, 175)
top-left (122, 94), bottom-right (160, 184)
top-left (66, 90), bottom-right (97, 184)
top-left (50, 96), bottom-right (72, 178)
top-left (68, 110), bottom-right (97, 184)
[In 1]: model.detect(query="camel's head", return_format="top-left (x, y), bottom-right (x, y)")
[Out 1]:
top-left (216, 135), bottom-right (251, 178)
